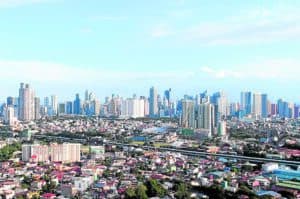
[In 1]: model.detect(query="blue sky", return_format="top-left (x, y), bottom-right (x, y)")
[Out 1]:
top-left (1, 0), bottom-right (300, 102)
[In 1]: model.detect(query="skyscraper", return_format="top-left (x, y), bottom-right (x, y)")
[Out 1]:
top-left (51, 95), bottom-right (58, 116)
top-left (121, 98), bottom-right (145, 118)
top-left (271, 103), bottom-right (277, 116)
top-left (73, 94), bottom-right (81, 115)
top-left (66, 101), bottom-right (73, 114)
top-left (261, 94), bottom-right (268, 118)
top-left (4, 105), bottom-right (15, 126)
top-left (197, 102), bottom-right (215, 137)
top-left (252, 93), bottom-right (262, 117)
top-left (58, 103), bottom-right (66, 115)
top-left (18, 83), bottom-right (35, 121)
top-left (149, 87), bottom-right (158, 117)
top-left (6, 97), bottom-right (14, 106)
top-left (44, 97), bottom-right (50, 107)
top-left (34, 97), bottom-right (41, 120)
top-left (44, 96), bottom-right (50, 116)
top-left (294, 105), bottom-right (299, 119)
top-left (90, 99), bottom-right (101, 116)
top-left (85, 90), bottom-right (89, 101)
top-left (277, 99), bottom-right (290, 118)
top-left (211, 91), bottom-right (228, 122)
top-left (164, 88), bottom-right (171, 106)
top-left (181, 99), bottom-right (195, 128)
top-left (240, 92), bottom-right (252, 115)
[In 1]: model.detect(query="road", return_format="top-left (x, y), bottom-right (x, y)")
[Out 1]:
top-left (106, 141), bottom-right (300, 167)
top-left (33, 134), bottom-right (300, 166)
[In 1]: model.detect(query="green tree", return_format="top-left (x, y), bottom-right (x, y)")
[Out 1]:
top-left (175, 183), bottom-right (189, 199)
top-left (136, 184), bottom-right (148, 199)
top-left (42, 175), bottom-right (57, 193)
top-left (145, 179), bottom-right (166, 197)
top-left (125, 187), bottom-right (136, 199)
top-left (0, 142), bottom-right (21, 161)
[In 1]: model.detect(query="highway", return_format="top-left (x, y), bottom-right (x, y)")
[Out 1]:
top-left (33, 134), bottom-right (300, 166)
top-left (106, 141), bottom-right (300, 167)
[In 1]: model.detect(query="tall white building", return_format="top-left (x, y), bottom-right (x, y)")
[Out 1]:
top-left (149, 87), bottom-right (158, 117)
top-left (18, 83), bottom-right (35, 121)
top-left (90, 99), bottom-right (101, 116)
top-left (143, 97), bottom-right (149, 116)
top-left (217, 121), bottom-right (227, 137)
top-left (51, 95), bottom-right (58, 115)
top-left (34, 97), bottom-right (41, 120)
top-left (121, 98), bottom-right (145, 118)
top-left (253, 93), bottom-right (262, 117)
top-left (181, 99), bottom-right (195, 128)
top-left (217, 91), bottom-right (228, 118)
top-left (197, 102), bottom-right (215, 137)
top-left (4, 106), bottom-right (16, 126)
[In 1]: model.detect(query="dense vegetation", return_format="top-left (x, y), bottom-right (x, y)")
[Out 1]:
top-left (0, 142), bottom-right (21, 161)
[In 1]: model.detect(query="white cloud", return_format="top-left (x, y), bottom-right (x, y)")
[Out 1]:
top-left (200, 59), bottom-right (300, 80)
top-left (154, 5), bottom-right (300, 45)
top-left (200, 67), bottom-right (243, 79)
top-left (0, 60), bottom-right (194, 84)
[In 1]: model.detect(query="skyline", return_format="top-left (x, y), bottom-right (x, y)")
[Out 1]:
top-left (1, 0), bottom-right (300, 101)
top-left (1, 82), bottom-right (299, 105)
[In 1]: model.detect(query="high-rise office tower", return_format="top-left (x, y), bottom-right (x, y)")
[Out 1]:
top-left (240, 92), bottom-right (252, 115)
top-left (149, 87), bottom-right (158, 117)
top-left (164, 88), bottom-right (172, 117)
top-left (288, 103), bottom-right (294, 119)
top-left (261, 94), bottom-right (268, 118)
top-left (44, 97), bottom-right (49, 107)
top-left (34, 97), bottom-right (41, 120)
top-left (58, 103), bottom-right (66, 115)
top-left (211, 91), bottom-right (228, 123)
top-left (139, 96), bottom-right (149, 117)
top-left (18, 83), bottom-right (35, 121)
top-left (197, 102), bottom-right (215, 137)
top-left (252, 93), bottom-right (262, 117)
top-left (90, 99), bottom-right (100, 116)
top-left (108, 95), bottom-right (121, 116)
top-left (200, 90), bottom-right (208, 104)
top-left (277, 99), bottom-right (290, 118)
top-left (181, 99), bottom-right (195, 128)
top-left (89, 92), bottom-right (96, 101)
top-left (164, 88), bottom-right (171, 106)
top-left (6, 97), bottom-right (14, 106)
top-left (44, 96), bottom-right (50, 116)
top-left (73, 94), bottom-right (81, 115)
top-left (85, 90), bottom-right (89, 101)
top-left (294, 105), bottom-right (299, 119)
top-left (66, 101), bottom-right (73, 114)
top-left (229, 102), bottom-right (239, 117)
top-left (51, 95), bottom-right (58, 116)
top-left (4, 106), bottom-right (15, 126)
top-left (271, 104), bottom-right (277, 116)
top-left (121, 98), bottom-right (145, 118)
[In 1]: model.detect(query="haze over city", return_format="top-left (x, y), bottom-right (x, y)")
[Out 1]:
top-left (1, 0), bottom-right (300, 102)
